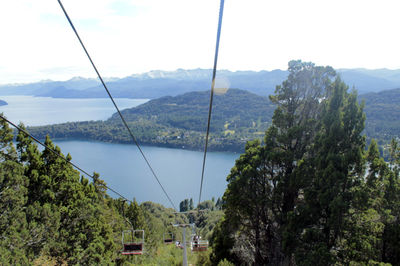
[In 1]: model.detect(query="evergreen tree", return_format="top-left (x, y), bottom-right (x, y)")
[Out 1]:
top-left (264, 60), bottom-right (336, 263)
top-left (0, 116), bottom-right (29, 264)
top-left (337, 139), bottom-right (386, 264)
top-left (126, 199), bottom-right (146, 230)
top-left (381, 139), bottom-right (400, 264)
top-left (189, 198), bottom-right (194, 210)
top-left (218, 61), bottom-right (337, 264)
top-left (179, 198), bottom-right (190, 212)
top-left (296, 78), bottom-right (366, 264)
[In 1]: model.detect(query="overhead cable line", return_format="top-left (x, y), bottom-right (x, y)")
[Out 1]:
top-left (0, 114), bottom-right (132, 203)
top-left (198, 0), bottom-right (225, 206)
top-left (56, 0), bottom-right (177, 211)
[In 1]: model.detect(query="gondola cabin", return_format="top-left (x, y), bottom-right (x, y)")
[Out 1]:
top-left (163, 232), bottom-right (174, 244)
top-left (122, 229), bottom-right (145, 255)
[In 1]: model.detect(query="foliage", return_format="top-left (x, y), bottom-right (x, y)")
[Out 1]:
top-left (0, 115), bottom-right (222, 264)
top-left (211, 61), bottom-right (400, 265)
top-left (179, 198), bottom-right (194, 212)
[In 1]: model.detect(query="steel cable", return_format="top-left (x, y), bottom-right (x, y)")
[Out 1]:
top-left (56, 0), bottom-right (177, 211)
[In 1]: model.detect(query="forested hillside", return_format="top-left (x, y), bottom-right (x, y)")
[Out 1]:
top-left (361, 88), bottom-right (400, 146)
top-left (0, 118), bottom-right (223, 265)
top-left (27, 86), bottom-right (400, 153)
top-left (114, 89), bottom-right (274, 132)
top-left (28, 89), bottom-right (275, 152)
top-left (209, 61), bottom-right (400, 265)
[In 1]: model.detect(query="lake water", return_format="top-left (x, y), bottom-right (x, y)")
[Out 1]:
top-left (0, 95), bottom-right (148, 126)
top-left (54, 140), bottom-right (238, 208)
top-left (0, 96), bottom-right (239, 207)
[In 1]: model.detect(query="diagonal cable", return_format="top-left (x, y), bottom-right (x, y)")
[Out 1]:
top-left (0, 114), bottom-right (131, 202)
top-left (56, 0), bottom-right (177, 211)
top-left (198, 0), bottom-right (225, 205)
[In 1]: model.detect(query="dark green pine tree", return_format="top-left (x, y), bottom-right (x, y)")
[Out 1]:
top-left (210, 216), bottom-right (238, 265)
top-left (297, 78), bottom-right (365, 264)
top-left (263, 61), bottom-right (336, 263)
top-left (179, 199), bottom-right (190, 212)
top-left (126, 199), bottom-right (146, 230)
top-left (381, 139), bottom-right (400, 264)
top-left (23, 135), bottom-right (116, 264)
top-left (337, 139), bottom-right (387, 264)
top-left (0, 117), bottom-right (30, 264)
top-left (223, 140), bottom-right (276, 264)
top-left (218, 61), bottom-right (338, 265)
top-left (16, 125), bottom-right (61, 259)
top-left (189, 198), bottom-right (194, 210)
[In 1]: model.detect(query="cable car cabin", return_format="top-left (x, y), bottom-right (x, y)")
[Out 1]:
top-left (122, 229), bottom-right (145, 255)
top-left (163, 232), bottom-right (174, 244)
top-left (191, 236), bottom-right (208, 252)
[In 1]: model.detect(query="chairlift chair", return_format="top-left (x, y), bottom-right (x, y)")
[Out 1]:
top-left (191, 235), bottom-right (208, 252)
top-left (175, 240), bottom-right (184, 249)
top-left (163, 232), bottom-right (174, 244)
top-left (121, 229), bottom-right (145, 255)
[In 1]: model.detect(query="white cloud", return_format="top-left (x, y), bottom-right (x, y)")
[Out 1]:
top-left (1, 0), bottom-right (400, 84)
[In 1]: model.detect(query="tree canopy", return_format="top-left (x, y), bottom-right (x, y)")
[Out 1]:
top-left (212, 60), bottom-right (400, 265)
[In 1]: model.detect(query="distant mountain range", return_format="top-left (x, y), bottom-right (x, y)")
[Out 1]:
top-left (2, 68), bottom-right (400, 99)
top-left (0, 99), bottom-right (7, 106)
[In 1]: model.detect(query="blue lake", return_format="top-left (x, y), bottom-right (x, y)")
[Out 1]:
top-left (0, 96), bottom-right (239, 207)
top-left (54, 140), bottom-right (238, 208)
top-left (0, 95), bottom-right (148, 126)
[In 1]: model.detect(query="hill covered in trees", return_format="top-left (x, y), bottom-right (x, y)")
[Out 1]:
top-left (361, 88), bottom-right (400, 146)
top-left (28, 89), bottom-right (275, 152)
top-left (27, 86), bottom-right (400, 152)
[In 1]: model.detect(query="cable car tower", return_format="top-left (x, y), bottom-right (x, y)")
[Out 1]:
top-left (172, 223), bottom-right (194, 266)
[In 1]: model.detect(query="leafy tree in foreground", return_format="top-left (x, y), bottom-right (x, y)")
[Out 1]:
top-left (0, 119), bottom-right (29, 264)
top-left (296, 77), bottom-right (365, 265)
top-left (214, 61), bottom-right (382, 265)
top-left (381, 139), bottom-right (400, 265)
top-left (221, 61), bottom-right (337, 265)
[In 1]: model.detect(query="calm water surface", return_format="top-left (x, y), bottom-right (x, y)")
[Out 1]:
top-left (0, 95), bottom-right (148, 126)
top-left (55, 140), bottom-right (238, 207)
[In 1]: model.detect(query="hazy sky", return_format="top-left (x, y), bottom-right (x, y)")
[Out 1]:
top-left (1, 0), bottom-right (400, 84)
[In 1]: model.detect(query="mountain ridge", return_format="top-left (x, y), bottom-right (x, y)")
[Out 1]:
top-left (2, 68), bottom-right (400, 99)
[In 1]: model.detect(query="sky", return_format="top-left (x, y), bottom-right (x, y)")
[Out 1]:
top-left (1, 0), bottom-right (400, 84)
